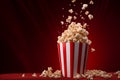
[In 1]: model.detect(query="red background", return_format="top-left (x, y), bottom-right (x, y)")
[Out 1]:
top-left (0, 0), bottom-right (120, 74)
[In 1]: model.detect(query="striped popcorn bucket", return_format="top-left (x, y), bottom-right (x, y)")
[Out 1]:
top-left (57, 42), bottom-right (89, 78)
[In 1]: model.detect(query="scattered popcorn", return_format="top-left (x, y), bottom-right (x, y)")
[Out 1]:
top-left (85, 11), bottom-right (89, 15)
top-left (82, 4), bottom-right (88, 10)
top-left (81, 16), bottom-right (85, 20)
top-left (88, 14), bottom-right (93, 20)
top-left (40, 67), bottom-right (62, 78)
top-left (89, 0), bottom-right (94, 5)
top-left (40, 70), bottom-right (48, 77)
top-left (66, 16), bottom-right (72, 23)
top-left (73, 16), bottom-right (77, 20)
top-left (60, 21), bottom-right (64, 25)
top-left (22, 73), bottom-right (25, 77)
top-left (91, 48), bottom-right (95, 52)
top-left (71, 0), bottom-right (76, 3)
top-left (73, 73), bottom-right (81, 79)
top-left (53, 70), bottom-right (62, 78)
top-left (83, 70), bottom-right (112, 79)
top-left (32, 73), bottom-right (37, 77)
top-left (57, 22), bottom-right (91, 45)
top-left (114, 71), bottom-right (120, 78)
top-left (68, 9), bottom-right (73, 14)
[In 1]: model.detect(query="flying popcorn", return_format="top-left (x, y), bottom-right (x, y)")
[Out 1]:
top-left (68, 9), bottom-right (74, 13)
top-left (85, 11), bottom-right (89, 15)
top-left (71, 0), bottom-right (76, 3)
top-left (91, 48), bottom-right (95, 52)
top-left (82, 4), bottom-right (88, 10)
top-left (66, 16), bottom-right (72, 23)
top-left (60, 21), bottom-right (64, 25)
top-left (89, 0), bottom-right (94, 5)
top-left (81, 16), bottom-right (85, 20)
top-left (88, 14), bottom-right (93, 20)
top-left (73, 16), bottom-right (77, 20)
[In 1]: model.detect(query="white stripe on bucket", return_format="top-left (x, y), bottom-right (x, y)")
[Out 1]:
top-left (66, 42), bottom-right (70, 77)
top-left (80, 43), bottom-right (86, 74)
top-left (73, 42), bottom-right (79, 75)
top-left (60, 43), bottom-right (65, 76)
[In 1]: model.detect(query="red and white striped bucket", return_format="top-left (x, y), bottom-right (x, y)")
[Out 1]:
top-left (57, 42), bottom-right (88, 78)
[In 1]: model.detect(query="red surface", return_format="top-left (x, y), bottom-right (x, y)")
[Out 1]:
top-left (0, 73), bottom-right (119, 80)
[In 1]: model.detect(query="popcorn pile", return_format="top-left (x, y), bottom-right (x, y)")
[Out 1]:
top-left (114, 71), bottom-right (120, 78)
top-left (40, 67), bottom-right (61, 78)
top-left (57, 22), bottom-right (92, 45)
top-left (82, 70), bottom-right (112, 80)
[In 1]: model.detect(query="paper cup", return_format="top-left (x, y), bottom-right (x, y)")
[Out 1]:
top-left (57, 42), bottom-right (88, 78)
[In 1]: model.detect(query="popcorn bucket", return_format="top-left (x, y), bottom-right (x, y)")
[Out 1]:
top-left (57, 42), bottom-right (89, 78)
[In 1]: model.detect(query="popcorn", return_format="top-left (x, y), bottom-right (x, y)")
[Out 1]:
top-left (66, 16), bottom-right (72, 23)
top-left (40, 67), bottom-right (62, 78)
top-left (73, 16), bottom-right (77, 20)
top-left (85, 11), bottom-right (89, 15)
top-left (88, 14), bottom-right (93, 20)
top-left (73, 73), bottom-right (81, 79)
top-left (81, 16), bottom-right (85, 20)
top-left (40, 70), bottom-right (48, 77)
top-left (114, 71), bottom-right (120, 78)
top-left (22, 73), bottom-right (25, 77)
top-left (82, 4), bottom-right (88, 10)
top-left (57, 22), bottom-right (92, 45)
top-left (32, 73), bottom-right (37, 77)
top-left (68, 9), bottom-right (73, 13)
top-left (60, 21), bottom-right (64, 25)
top-left (71, 0), bottom-right (76, 3)
top-left (91, 48), bottom-right (95, 52)
top-left (89, 0), bottom-right (94, 5)
top-left (83, 70), bottom-right (112, 79)
top-left (82, 23), bottom-right (88, 28)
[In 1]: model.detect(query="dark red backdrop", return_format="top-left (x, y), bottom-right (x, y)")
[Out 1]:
top-left (0, 0), bottom-right (120, 74)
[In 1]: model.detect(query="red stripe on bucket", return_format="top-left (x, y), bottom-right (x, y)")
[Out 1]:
top-left (70, 42), bottom-right (74, 77)
top-left (63, 43), bottom-right (67, 77)
top-left (57, 44), bottom-right (62, 71)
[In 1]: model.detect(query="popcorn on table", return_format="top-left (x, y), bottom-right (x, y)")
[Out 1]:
top-left (40, 67), bottom-right (62, 78)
